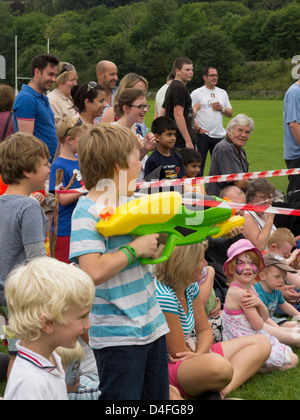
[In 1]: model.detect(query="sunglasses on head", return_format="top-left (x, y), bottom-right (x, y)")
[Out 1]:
top-left (86, 81), bottom-right (97, 94)
top-left (63, 118), bottom-right (83, 138)
top-left (57, 64), bottom-right (74, 77)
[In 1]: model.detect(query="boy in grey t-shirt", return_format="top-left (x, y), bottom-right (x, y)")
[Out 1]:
top-left (0, 133), bottom-right (50, 358)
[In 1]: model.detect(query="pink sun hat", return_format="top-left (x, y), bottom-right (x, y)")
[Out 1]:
top-left (223, 239), bottom-right (265, 276)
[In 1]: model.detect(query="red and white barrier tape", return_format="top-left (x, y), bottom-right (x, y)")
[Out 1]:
top-left (54, 167), bottom-right (300, 217)
top-left (136, 168), bottom-right (300, 190)
top-left (182, 197), bottom-right (300, 217)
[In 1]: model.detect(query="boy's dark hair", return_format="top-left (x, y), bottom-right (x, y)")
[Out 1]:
top-left (177, 148), bottom-right (202, 166)
top-left (151, 116), bottom-right (177, 135)
top-left (173, 57), bottom-right (193, 72)
top-left (0, 133), bottom-right (50, 185)
top-left (31, 54), bottom-right (59, 78)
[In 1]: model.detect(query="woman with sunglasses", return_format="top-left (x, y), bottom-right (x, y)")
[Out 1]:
top-left (114, 88), bottom-right (156, 165)
top-left (71, 82), bottom-right (106, 126)
top-left (48, 62), bottom-right (78, 124)
top-left (242, 178), bottom-right (277, 251)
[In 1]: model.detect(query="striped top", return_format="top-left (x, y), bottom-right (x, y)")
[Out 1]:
top-left (69, 196), bottom-right (169, 350)
top-left (155, 281), bottom-right (199, 338)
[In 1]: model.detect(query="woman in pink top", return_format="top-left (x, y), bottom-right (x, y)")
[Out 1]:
top-left (222, 239), bottom-right (298, 371)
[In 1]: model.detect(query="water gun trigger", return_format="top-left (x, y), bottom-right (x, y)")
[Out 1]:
top-left (99, 207), bottom-right (115, 222)
top-left (222, 197), bottom-right (236, 216)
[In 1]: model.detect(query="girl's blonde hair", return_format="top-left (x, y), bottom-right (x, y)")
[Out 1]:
top-left (153, 243), bottom-right (206, 290)
top-left (56, 341), bottom-right (85, 370)
top-left (56, 117), bottom-right (89, 144)
top-left (5, 258), bottom-right (95, 342)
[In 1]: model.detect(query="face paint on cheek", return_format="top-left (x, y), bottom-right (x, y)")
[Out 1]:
top-left (250, 262), bottom-right (258, 274)
top-left (235, 256), bottom-right (258, 276)
top-left (235, 259), bottom-right (246, 276)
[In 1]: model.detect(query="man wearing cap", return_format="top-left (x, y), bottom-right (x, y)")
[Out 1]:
top-left (255, 253), bottom-right (299, 327)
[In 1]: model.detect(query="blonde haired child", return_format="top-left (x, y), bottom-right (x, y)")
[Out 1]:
top-left (4, 257), bottom-right (95, 400)
top-left (69, 123), bottom-right (169, 400)
top-left (267, 228), bottom-right (300, 289)
top-left (155, 243), bottom-right (270, 399)
top-left (56, 340), bottom-right (100, 400)
top-left (49, 117), bottom-right (89, 263)
top-left (222, 239), bottom-right (298, 371)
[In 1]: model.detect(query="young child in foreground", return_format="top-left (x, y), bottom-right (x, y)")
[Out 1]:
top-left (69, 123), bottom-right (170, 400)
top-left (0, 133), bottom-right (50, 368)
top-left (222, 239), bottom-right (298, 371)
top-left (4, 258), bottom-right (95, 400)
top-left (49, 117), bottom-right (89, 263)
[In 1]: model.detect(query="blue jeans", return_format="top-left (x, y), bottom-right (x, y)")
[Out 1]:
top-left (93, 335), bottom-right (169, 400)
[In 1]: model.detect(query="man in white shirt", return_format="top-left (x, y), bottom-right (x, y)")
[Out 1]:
top-left (191, 67), bottom-right (233, 176)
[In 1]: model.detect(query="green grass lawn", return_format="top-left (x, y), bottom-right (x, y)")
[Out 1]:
top-left (145, 99), bottom-right (288, 194)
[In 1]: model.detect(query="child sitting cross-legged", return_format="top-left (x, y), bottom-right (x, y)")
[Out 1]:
top-left (4, 258), bottom-right (95, 400)
top-left (222, 239), bottom-right (298, 371)
top-left (254, 253), bottom-right (300, 348)
top-left (154, 242), bottom-right (271, 400)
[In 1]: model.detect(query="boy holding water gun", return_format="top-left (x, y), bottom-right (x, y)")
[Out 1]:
top-left (69, 123), bottom-right (170, 400)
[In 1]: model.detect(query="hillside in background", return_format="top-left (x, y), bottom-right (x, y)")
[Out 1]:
top-left (0, 0), bottom-right (299, 92)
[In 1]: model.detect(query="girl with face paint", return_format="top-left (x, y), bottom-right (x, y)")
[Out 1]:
top-left (222, 239), bottom-right (298, 371)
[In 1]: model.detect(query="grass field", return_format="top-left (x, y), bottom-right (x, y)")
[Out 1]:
top-left (145, 99), bottom-right (288, 195)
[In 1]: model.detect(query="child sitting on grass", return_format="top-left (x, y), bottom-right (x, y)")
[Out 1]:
top-left (222, 239), bottom-right (298, 371)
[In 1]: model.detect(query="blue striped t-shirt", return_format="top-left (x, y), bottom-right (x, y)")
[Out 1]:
top-left (155, 281), bottom-right (199, 339)
top-left (69, 196), bottom-right (169, 350)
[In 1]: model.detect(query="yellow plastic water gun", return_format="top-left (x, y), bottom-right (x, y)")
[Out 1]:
top-left (96, 192), bottom-right (244, 264)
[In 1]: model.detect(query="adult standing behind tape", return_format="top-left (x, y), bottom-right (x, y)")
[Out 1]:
top-left (161, 57), bottom-right (195, 150)
top-left (13, 54), bottom-right (59, 163)
top-left (283, 71), bottom-right (300, 206)
top-left (191, 67), bottom-right (233, 176)
top-left (206, 114), bottom-right (253, 197)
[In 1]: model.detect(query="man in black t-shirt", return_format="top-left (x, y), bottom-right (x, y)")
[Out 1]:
top-left (161, 58), bottom-right (195, 149)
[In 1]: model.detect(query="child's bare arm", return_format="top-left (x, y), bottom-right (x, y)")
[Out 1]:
top-left (79, 234), bottom-right (159, 286)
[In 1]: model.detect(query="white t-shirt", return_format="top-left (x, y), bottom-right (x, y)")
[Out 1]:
top-left (4, 341), bottom-right (68, 400)
top-left (191, 86), bottom-right (232, 138)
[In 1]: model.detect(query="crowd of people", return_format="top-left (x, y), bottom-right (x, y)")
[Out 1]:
top-left (0, 53), bottom-right (300, 401)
